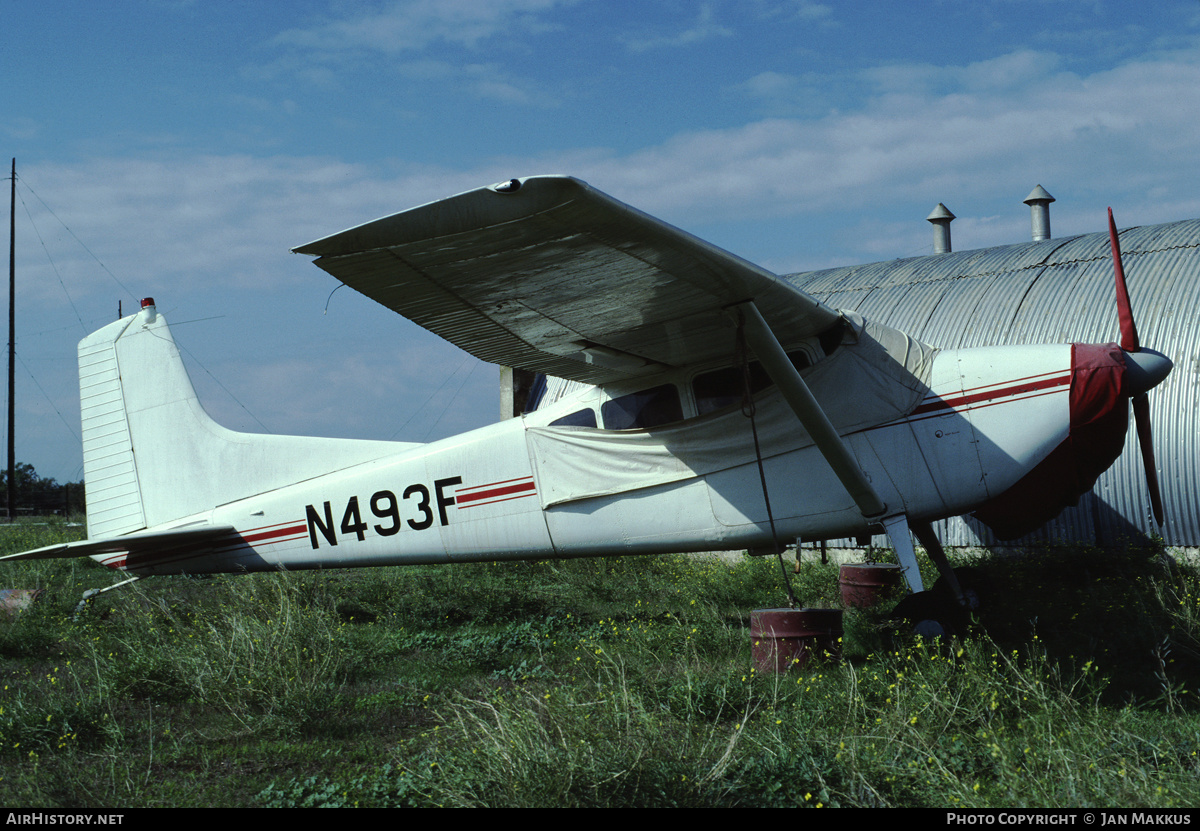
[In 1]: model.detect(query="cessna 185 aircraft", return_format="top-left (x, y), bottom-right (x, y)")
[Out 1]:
top-left (2, 175), bottom-right (1174, 611)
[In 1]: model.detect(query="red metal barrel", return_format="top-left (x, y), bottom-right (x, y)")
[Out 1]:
top-left (750, 608), bottom-right (843, 672)
top-left (839, 563), bottom-right (903, 608)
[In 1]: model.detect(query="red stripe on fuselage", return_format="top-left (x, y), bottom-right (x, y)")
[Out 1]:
top-left (910, 371), bottom-right (1071, 417)
top-left (455, 477), bottom-right (537, 508)
top-left (240, 522), bottom-right (307, 545)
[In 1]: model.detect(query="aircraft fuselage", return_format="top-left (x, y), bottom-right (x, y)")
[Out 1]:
top-left (95, 343), bottom-right (1078, 576)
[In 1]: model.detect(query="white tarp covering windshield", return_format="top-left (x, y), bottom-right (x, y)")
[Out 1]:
top-left (526, 313), bottom-right (936, 508)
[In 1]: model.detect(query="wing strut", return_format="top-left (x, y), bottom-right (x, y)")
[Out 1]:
top-left (733, 301), bottom-right (925, 592)
top-left (881, 515), bottom-right (926, 595)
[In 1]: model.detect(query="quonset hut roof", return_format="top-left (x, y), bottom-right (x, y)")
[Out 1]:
top-left (786, 218), bottom-right (1200, 548)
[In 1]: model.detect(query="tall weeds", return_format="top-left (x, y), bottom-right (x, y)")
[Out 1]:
top-left (1, 534), bottom-right (1198, 807)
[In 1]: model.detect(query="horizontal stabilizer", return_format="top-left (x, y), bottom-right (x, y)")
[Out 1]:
top-left (1, 525), bottom-right (237, 562)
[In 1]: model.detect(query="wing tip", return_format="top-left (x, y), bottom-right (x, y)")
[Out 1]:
top-left (292, 174), bottom-right (584, 257)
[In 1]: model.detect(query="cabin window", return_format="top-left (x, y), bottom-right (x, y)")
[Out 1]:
top-left (550, 408), bottom-right (598, 428)
top-left (819, 319), bottom-right (847, 358)
top-left (694, 363), bottom-right (770, 416)
top-left (601, 384), bottom-right (683, 430)
top-left (692, 351), bottom-right (813, 416)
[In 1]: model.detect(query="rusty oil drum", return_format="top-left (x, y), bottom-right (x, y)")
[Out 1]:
top-left (839, 563), bottom-right (903, 608)
top-left (750, 608), bottom-right (843, 672)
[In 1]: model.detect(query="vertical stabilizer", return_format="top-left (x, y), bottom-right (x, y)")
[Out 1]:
top-left (79, 302), bottom-right (413, 540)
top-left (79, 315), bottom-right (143, 538)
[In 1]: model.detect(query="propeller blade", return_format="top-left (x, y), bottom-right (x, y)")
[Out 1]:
top-left (1109, 207), bottom-right (1140, 352)
top-left (1132, 393), bottom-right (1165, 526)
top-left (1109, 209), bottom-right (1166, 525)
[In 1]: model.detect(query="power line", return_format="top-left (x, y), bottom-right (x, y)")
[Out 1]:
top-left (17, 174), bottom-right (140, 302)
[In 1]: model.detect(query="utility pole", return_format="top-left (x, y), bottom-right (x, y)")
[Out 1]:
top-left (7, 159), bottom-right (15, 520)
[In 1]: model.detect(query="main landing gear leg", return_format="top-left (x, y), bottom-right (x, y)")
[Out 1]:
top-left (888, 521), bottom-right (987, 640)
top-left (910, 519), bottom-right (966, 607)
top-left (73, 575), bottom-right (142, 620)
top-left (880, 514), bottom-right (925, 594)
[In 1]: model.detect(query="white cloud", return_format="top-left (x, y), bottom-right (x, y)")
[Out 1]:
top-left (957, 50), bottom-right (1063, 92)
top-left (793, 1), bottom-right (832, 22)
top-left (24, 48), bottom-right (1200, 307)
top-left (272, 0), bottom-right (571, 55)
top-left (3, 116), bottom-right (40, 141)
top-left (564, 51), bottom-right (1200, 228)
top-left (621, 4), bottom-right (734, 52)
top-left (261, 1), bottom-right (570, 106)
top-left (397, 60), bottom-right (560, 106)
top-left (23, 48), bottom-right (1200, 308)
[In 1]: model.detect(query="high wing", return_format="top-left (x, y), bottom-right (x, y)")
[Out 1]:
top-left (293, 175), bottom-right (841, 384)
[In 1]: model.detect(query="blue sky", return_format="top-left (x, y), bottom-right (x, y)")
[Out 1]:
top-left (4, 0), bottom-right (1200, 484)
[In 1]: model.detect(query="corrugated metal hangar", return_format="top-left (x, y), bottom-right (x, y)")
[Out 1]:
top-left (788, 210), bottom-right (1200, 548)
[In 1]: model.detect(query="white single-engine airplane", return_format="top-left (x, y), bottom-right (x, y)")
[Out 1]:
top-left (3, 176), bottom-right (1174, 614)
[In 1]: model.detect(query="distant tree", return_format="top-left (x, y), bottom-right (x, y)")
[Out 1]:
top-left (0, 462), bottom-right (83, 516)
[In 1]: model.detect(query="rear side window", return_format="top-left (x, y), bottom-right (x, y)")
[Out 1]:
top-left (693, 363), bottom-right (771, 416)
top-left (549, 409), bottom-right (598, 428)
top-left (692, 351), bottom-right (813, 416)
top-left (601, 384), bottom-right (683, 430)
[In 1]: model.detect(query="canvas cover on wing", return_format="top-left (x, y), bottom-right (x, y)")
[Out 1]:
top-left (294, 176), bottom-right (842, 385)
top-left (527, 313), bottom-right (936, 507)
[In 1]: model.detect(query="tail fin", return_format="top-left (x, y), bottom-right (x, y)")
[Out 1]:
top-left (79, 301), bottom-right (410, 539)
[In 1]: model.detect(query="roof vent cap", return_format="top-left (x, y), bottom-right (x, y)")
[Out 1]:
top-left (926, 203), bottom-right (955, 254)
top-left (1023, 185), bottom-right (1055, 241)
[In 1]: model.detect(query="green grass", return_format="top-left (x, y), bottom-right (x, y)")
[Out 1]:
top-left (1, 521), bottom-right (1198, 807)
